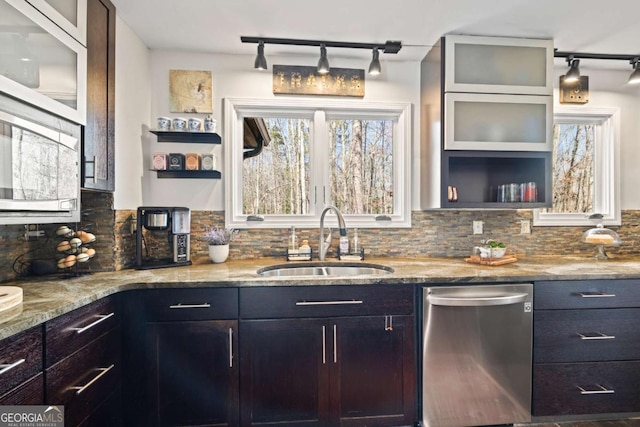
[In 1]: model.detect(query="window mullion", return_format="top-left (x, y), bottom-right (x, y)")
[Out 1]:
top-left (313, 110), bottom-right (329, 214)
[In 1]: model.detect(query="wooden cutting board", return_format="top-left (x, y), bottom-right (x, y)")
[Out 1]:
top-left (464, 255), bottom-right (518, 266)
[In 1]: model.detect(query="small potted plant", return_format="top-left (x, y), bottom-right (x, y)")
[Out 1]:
top-left (204, 227), bottom-right (238, 263)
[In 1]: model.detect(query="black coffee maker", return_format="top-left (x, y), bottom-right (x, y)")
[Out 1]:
top-left (135, 206), bottom-right (191, 269)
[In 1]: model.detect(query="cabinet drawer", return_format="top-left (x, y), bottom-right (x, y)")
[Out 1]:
top-left (0, 326), bottom-right (42, 396)
top-left (46, 328), bottom-right (121, 427)
top-left (240, 285), bottom-right (414, 319)
top-left (533, 361), bottom-right (640, 416)
top-left (534, 308), bottom-right (640, 363)
top-left (46, 295), bottom-right (120, 367)
top-left (0, 373), bottom-right (43, 405)
top-left (135, 288), bottom-right (238, 321)
top-left (535, 280), bottom-right (640, 309)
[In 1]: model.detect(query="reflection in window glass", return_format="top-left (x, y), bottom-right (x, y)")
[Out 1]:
top-left (548, 123), bottom-right (594, 213)
top-left (328, 119), bottom-right (393, 214)
top-left (242, 117), bottom-right (310, 215)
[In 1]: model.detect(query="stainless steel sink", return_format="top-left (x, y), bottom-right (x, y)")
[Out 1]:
top-left (257, 262), bottom-right (394, 277)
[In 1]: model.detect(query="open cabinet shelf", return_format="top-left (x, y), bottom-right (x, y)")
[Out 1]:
top-left (155, 170), bottom-right (221, 179)
top-left (150, 130), bottom-right (221, 144)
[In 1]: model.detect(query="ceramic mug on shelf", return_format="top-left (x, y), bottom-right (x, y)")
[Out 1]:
top-left (157, 116), bottom-right (171, 131)
top-left (204, 117), bottom-right (217, 133)
top-left (172, 117), bottom-right (187, 131)
top-left (188, 118), bottom-right (202, 132)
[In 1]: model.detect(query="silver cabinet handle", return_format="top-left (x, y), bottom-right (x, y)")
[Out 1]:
top-left (321, 326), bottom-right (326, 365)
top-left (428, 293), bottom-right (528, 307)
top-left (578, 292), bottom-right (616, 298)
top-left (70, 364), bottom-right (114, 395)
top-left (577, 332), bottom-right (616, 340)
top-left (228, 328), bottom-right (233, 368)
top-left (296, 300), bottom-right (363, 306)
top-left (0, 359), bottom-right (25, 375)
top-left (169, 303), bottom-right (211, 309)
top-left (71, 313), bottom-right (115, 334)
top-left (333, 324), bottom-right (337, 364)
top-left (577, 384), bottom-right (615, 395)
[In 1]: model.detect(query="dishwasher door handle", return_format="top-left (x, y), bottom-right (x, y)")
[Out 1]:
top-left (428, 293), bottom-right (529, 307)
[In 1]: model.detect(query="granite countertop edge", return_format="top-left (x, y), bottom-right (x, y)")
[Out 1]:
top-left (1, 255), bottom-right (640, 340)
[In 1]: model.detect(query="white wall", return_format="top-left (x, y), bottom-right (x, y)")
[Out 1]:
top-left (140, 51), bottom-right (420, 210)
top-left (552, 66), bottom-right (640, 209)
top-left (113, 16), bottom-right (150, 210)
top-left (114, 43), bottom-right (640, 212)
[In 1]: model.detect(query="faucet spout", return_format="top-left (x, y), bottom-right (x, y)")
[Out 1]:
top-left (319, 206), bottom-right (347, 261)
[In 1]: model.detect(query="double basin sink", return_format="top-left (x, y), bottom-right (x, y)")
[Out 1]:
top-left (257, 262), bottom-right (394, 277)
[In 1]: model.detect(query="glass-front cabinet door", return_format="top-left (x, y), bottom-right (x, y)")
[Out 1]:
top-left (25, 0), bottom-right (87, 45)
top-left (444, 92), bottom-right (553, 151)
top-left (444, 34), bottom-right (553, 95)
top-left (0, 0), bottom-right (86, 124)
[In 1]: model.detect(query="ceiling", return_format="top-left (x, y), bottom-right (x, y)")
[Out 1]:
top-left (111, 0), bottom-right (640, 70)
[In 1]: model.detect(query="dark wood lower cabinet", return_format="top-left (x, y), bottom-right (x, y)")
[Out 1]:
top-left (145, 320), bottom-right (239, 427)
top-left (240, 316), bottom-right (416, 427)
top-left (0, 373), bottom-right (43, 405)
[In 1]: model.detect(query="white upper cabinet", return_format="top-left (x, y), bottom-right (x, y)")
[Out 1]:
top-left (444, 92), bottom-right (553, 151)
top-left (444, 34), bottom-right (553, 95)
top-left (26, 0), bottom-right (87, 46)
top-left (0, 0), bottom-right (86, 124)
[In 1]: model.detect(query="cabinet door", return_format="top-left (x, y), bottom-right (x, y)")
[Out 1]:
top-left (240, 319), bottom-right (329, 427)
top-left (82, 0), bottom-right (115, 191)
top-left (444, 34), bottom-right (553, 95)
top-left (331, 316), bottom-right (416, 427)
top-left (146, 320), bottom-right (238, 427)
top-left (444, 92), bottom-right (552, 151)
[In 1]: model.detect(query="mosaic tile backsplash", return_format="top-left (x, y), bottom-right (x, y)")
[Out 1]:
top-left (2, 201), bottom-right (639, 283)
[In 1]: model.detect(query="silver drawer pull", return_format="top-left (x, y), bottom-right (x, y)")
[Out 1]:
top-left (0, 359), bottom-right (25, 375)
top-left (169, 303), bottom-right (211, 309)
top-left (577, 384), bottom-right (615, 395)
top-left (296, 300), bottom-right (363, 306)
top-left (72, 313), bottom-right (115, 334)
top-left (578, 292), bottom-right (616, 298)
top-left (577, 332), bottom-right (616, 340)
top-left (70, 364), bottom-right (114, 395)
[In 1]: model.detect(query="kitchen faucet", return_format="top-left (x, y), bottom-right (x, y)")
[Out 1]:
top-left (319, 206), bottom-right (347, 261)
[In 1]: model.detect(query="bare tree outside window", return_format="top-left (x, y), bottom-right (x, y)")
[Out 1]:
top-left (243, 118), bottom-right (310, 215)
top-left (328, 119), bottom-right (393, 215)
top-left (548, 123), bottom-right (594, 213)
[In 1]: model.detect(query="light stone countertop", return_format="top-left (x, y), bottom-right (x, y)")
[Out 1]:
top-left (1, 255), bottom-right (640, 340)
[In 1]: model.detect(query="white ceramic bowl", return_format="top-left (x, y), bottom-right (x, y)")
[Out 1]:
top-left (491, 247), bottom-right (507, 258)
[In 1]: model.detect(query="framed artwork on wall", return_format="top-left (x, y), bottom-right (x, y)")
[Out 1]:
top-left (169, 69), bottom-right (213, 113)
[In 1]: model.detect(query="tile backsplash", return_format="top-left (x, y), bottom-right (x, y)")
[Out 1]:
top-left (2, 203), bottom-right (639, 283)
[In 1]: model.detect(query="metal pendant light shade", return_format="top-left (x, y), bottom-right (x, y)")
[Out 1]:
top-left (368, 48), bottom-right (381, 75)
top-left (564, 58), bottom-right (580, 83)
top-left (317, 44), bottom-right (330, 74)
top-left (254, 41), bottom-right (267, 70)
top-left (628, 59), bottom-right (640, 84)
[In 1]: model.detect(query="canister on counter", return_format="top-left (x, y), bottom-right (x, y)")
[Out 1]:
top-left (185, 153), bottom-right (201, 170)
top-left (168, 153), bottom-right (185, 170)
top-left (201, 153), bottom-right (216, 170)
top-left (151, 153), bottom-right (168, 170)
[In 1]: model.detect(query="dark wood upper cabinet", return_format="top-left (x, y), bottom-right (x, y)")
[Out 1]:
top-left (83, 0), bottom-right (116, 191)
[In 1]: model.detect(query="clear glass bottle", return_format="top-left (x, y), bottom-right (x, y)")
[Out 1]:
top-left (352, 228), bottom-right (360, 252)
top-left (289, 226), bottom-right (298, 252)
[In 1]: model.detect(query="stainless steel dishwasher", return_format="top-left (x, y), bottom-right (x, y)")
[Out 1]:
top-left (422, 284), bottom-right (533, 427)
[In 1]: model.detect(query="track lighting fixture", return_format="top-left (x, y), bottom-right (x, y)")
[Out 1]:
top-left (628, 58), bottom-right (640, 85)
top-left (555, 50), bottom-right (640, 86)
top-left (368, 48), bottom-right (381, 75)
top-left (241, 36), bottom-right (402, 75)
top-left (564, 56), bottom-right (580, 83)
top-left (254, 40), bottom-right (267, 70)
top-left (317, 44), bottom-right (330, 74)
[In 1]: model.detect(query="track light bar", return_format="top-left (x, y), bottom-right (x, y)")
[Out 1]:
top-left (555, 50), bottom-right (640, 61)
top-left (241, 36), bottom-right (402, 54)
top-left (555, 50), bottom-right (640, 85)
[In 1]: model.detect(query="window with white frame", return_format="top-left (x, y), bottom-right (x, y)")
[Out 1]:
top-left (533, 106), bottom-right (620, 226)
top-left (224, 98), bottom-right (412, 229)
